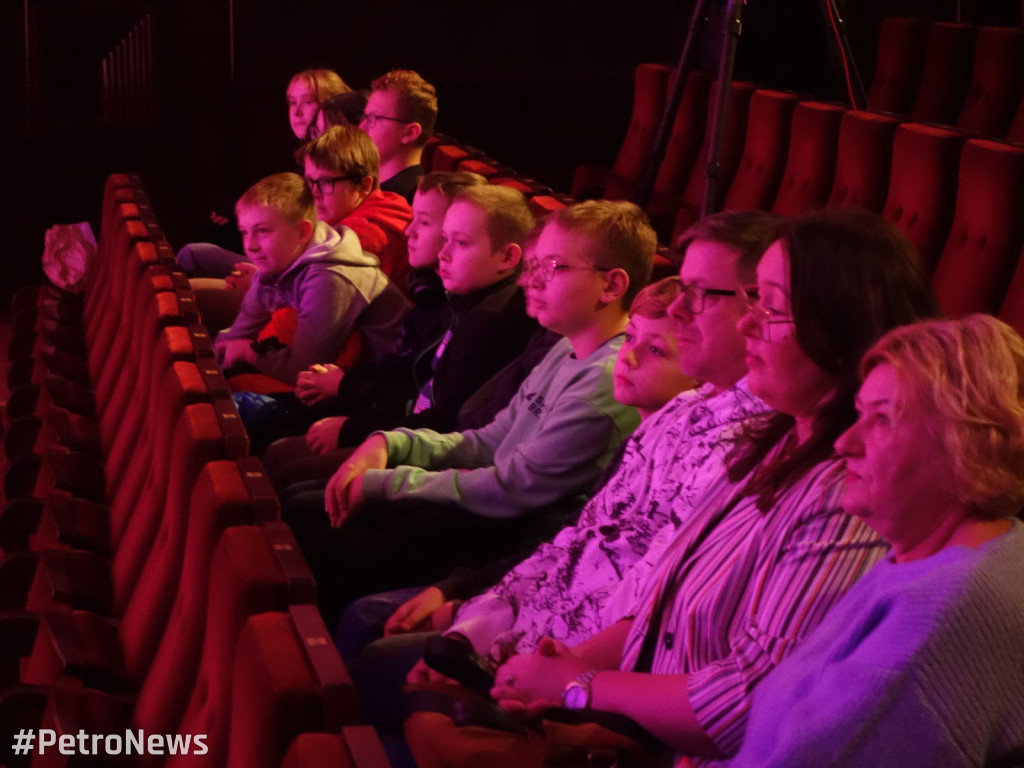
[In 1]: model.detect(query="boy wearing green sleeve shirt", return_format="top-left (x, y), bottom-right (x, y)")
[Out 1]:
top-left (295, 200), bottom-right (656, 625)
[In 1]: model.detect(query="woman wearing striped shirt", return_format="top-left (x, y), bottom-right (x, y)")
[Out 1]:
top-left (472, 210), bottom-right (941, 765)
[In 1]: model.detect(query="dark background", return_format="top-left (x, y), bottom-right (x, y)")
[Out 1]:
top-left (2, 0), bottom-right (1018, 306)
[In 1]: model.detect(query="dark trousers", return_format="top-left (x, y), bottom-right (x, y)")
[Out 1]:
top-left (297, 498), bottom-right (536, 628)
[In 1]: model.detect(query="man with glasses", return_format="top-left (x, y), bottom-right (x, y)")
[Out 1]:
top-left (361, 70), bottom-right (438, 204)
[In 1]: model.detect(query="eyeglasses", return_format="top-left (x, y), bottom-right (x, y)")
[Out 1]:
top-left (304, 175), bottom-right (359, 195)
top-left (740, 284), bottom-right (796, 342)
top-left (676, 284), bottom-right (740, 315)
top-left (522, 258), bottom-right (613, 282)
top-left (360, 112), bottom-right (414, 130)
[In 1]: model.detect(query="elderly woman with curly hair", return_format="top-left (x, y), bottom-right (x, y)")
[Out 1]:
top-left (717, 314), bottom-right (1024, 768)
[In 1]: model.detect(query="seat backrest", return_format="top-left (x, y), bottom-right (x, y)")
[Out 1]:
top-left (721, 89), bottom-right (801, 212)
top-left (611, 63), bottom-right (675, 183)
top-left (645, 69), bottom-right (715, 200)
top-left (932, 139), bottom-right (1024, 316)
top-left (225, 606), bottom-right (356, 768)
top-left (1007, 90), bottom-right (1024, 144)
top-left (998, 243), bottom-right (1024, 338)
top-left (164, 523), bottom-right (317, 768)
top-left (881, 122), bottom-right (964, 272)
top-left (826, 110), bottom-right (901, 213)
top-left (956, 26), bottom-right (1024, 138)
top-left (770, 101), bottom-right (846, 217)
top-left (866, 17), bottom-right (929, 114)
top-left (667, 80), bottom-right (756, 227)
top-left (909, 22), bottom-right (977, 125)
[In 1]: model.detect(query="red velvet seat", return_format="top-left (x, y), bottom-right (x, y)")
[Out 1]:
top-left (717, 89), bottom-right (801, 215)
top-left (908, 22), bottom-right (976, 126)
top-left (998, 244), bottom-right (1024, 337)
top-left (881, 122), bottom-right (964, 272)
top-left (282, 729), bottom-right (391, 768)
top-left (866, 17), bottom-right (929, 114)
top-left (770, 101), bottom-right (846, 217)
top-left (623, 69), bottom-right (715, 205)
top-left (654, 80), bottom-right (755, 238)
top-left (932, 139), bottom-right (1024, 316)
top-left (187, 606), bottom-right (354, 768)
top-left (826, 110), bottom-right (901, 213)
top-left (956, 26), bottom-right (1024, 138)
top-left (571, 62), bottom-right (674, 200)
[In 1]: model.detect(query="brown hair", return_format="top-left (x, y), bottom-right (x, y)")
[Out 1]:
top-left (548, 200), bottom-right (657, 309)
top-left (297, 125), bottom-right (381, 188)
top-left (370, 70), bottom-right (438, 145)
top-left (452, 185), bottom-right (535, 251)
top-left (729, 208), bottom-right (940, 511)
top-left (288, 69), bottom-right (349, 103)
top-left (417, 171), bottom-right (488, 202)
top-left (676, 210), bottom-right (784, 283)
top-left (630, 277), bottom-right (682, 320)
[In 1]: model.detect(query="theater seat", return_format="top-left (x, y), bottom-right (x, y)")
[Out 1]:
top-left (909, 22), bottom-right (976, 126)
top-left (222, 606), bottom-right (356, 768)
top-left (770, 101), bottom-right (846, 217)
top-left (956, 26), bottom-right (1024, 138)
top-left (998, 244), bottom-right (1024, 337)
top-left (866, 17), bottom-right (929, 114)
top-left (282, 728), bottom-right (391, 768)
top-left (718, 89), bottom-right (800, 213)
top-left (881, 122), bottom-right (964, 272)
top-left (932, 139), bottom-right (1024, 316)
top-left (571, 62), bottom-right (674, 200)
top-left (826, 110), bottom-right (901, 213)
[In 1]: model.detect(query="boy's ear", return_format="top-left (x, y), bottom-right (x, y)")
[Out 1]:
top-left (357, 175), bottom-right (375, 197)
top-left (600, 267), bottom-right (630, 305)
top-left (402, 122), bottom-right (424, 146)
top-left (297, 218), bottom-right (315, 241)
top-left (497, 242), bottom-right (522, 271)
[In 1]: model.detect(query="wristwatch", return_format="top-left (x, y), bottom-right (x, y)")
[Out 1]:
top-left (562, 669), bottom-right (599, 710)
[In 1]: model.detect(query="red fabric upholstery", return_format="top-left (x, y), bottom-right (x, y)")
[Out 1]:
top-left (655, 80), bottom-right (755, 238)
top-left (909, 22), bottom-right (976, 125)
top-left (283, 728), bottom-right (391, 768)
top-left (130, 477), bottom-right (284, 742)
top-left (866, 17), bottom-right (929, 114)
top-left (932, 139), bottom-right (1024, 316)
top-left (998, 244), bottom-right (1024, 337)
top-left (119, 458), bottom-right (279, 687)
top-left (571, 63), bottom-right (673, 200)
top-left (634, 69), bottom-right (715, 204)
top-left (826, 110), bottom-right (901, 213)
top-left (527, 195), bottom-right (567, 219)
top-left (956, 26), bottom-right (1024, 138)
top-left (223, 607), bottom-right (355, 768)
top-left (720, 89), bottom-right (801, 213)
top-left (770, 101), bottom-right (846, 217)
top-left (1008, 90), bottom-right (1024, 144)
top-left (881, 122), bottom-right (964, 272)
top-left (430, 144), bottom-right (473, 173)
top-left (166, 523), bottom-right (317, 768)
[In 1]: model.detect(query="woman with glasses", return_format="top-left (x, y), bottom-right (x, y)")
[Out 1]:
top-left (405, 209), bottom-right (940, 767)
top-left (714, 314), bottom-right (1024, 767)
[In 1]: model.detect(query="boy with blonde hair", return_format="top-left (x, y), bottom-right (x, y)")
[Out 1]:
top-left (293, 199), bottom-right (655, 625)
top-left (213, 172), bottom-right (405, 386)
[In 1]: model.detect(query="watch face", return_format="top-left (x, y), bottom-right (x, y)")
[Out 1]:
top-left (564, 683), bottom-right (588, 710)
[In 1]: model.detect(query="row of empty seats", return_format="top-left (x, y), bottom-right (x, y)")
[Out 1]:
top-left (0, 175), bottom-right (389, 768)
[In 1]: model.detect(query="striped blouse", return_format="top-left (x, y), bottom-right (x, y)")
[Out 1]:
top-left (619, 451), bottom-right (888, 761)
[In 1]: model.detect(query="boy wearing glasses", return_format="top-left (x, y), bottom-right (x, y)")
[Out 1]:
top-left (294, 200), bottom-right (653, 626)
top-left (299, 124), bottom-right (413, 289)
top-left (213, 172), bottom-right (406, 386)
top-left (361, 70), bottom-right (437, 204)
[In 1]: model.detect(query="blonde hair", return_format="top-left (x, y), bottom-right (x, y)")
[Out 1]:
top-left (548, 200), bottom-right (656, 309)
top-left (861, 314), bottom-right (1024, 520)
top-left (237, 172), bottom-right (315, 225)
top-left (288, 69), bottom-right (350, 103)
top-left (298, 125), bottom-right (380, 187)
top-left (452, 185), bottom-right (534, 251)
